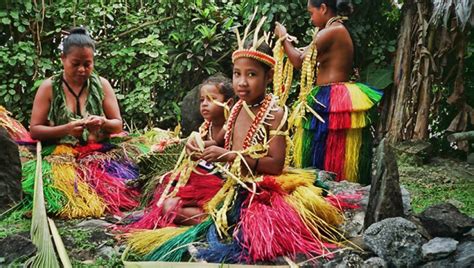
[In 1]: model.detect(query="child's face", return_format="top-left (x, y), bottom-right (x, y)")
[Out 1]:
top-left (199, 84), bottom-right (226, 122)
top-left (232, 57), bottom-right (272, 104)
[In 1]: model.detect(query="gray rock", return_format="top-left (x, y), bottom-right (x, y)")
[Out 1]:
top-left (0, 234), bottom-right (36, 264)
top-left (364, 139), bottom-right (404, 229)
top-left (363, 257), bottom-right (387, 268)
top-left (400, 186), bottom-right (412, 216)
top-left (395, 140), bottom-right (433, 165)
top-left (76, 219), bottom-right (111, 229)
top-left (467, 153), bottom-right (474, 165)
top-left (97, 245), bottom-right (116, 259)
top-left (422, 237), bottom-right (458, 261)
top-left (323, 253), bottom-right (364, 268)
top-left (420, 257), bottom-right (455, 268)
top-left (455, 241), bottom-right (474, 268)
top-left (418, 203), bottom-right (474, 238)
top-left (180, 84), bottom-right (203, 136)
top-left (0, 127), bottom-right (22, 212)
top-left (363, 217), bottom-right (424, 267)
top-left (326, 180), bottom-right (366, 196)
top-left (342, 210), bottom-right (365, 238)
top-left (464, 228), bottom-right (474, 239)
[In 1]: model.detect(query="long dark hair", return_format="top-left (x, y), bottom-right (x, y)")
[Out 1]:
top-left (62, 27), bottom-right (95, 55)
top-left (309, 0), bottom-right (352, 16)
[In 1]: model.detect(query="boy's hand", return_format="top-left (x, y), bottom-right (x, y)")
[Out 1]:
top-left (185, 133), bottom-right (203, 160)
top-left (201, 146), bottom-right (234, 162)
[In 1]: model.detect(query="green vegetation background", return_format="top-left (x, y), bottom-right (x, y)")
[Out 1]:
top-left (0, 0), bottom-right (399, 129)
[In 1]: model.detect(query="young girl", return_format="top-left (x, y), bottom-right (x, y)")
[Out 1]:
top-left (276, 0), bottom-right (383, 183)
top-left (129, 76), bottom-right (234, 228)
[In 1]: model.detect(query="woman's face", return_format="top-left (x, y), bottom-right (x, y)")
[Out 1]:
top-left (61, 46), bottom-right (94, 84)
top-left (307, 1), bottom-right (326, 28)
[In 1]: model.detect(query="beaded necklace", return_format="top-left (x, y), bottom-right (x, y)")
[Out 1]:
top-left (199, 120), bottom-right (211, 140)
top-left (244, 96), bottom-right (265, 108)
top-left (224, 94), bottom-right (273, 151)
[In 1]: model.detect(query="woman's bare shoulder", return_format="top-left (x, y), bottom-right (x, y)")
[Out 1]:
top-left (36, 77), bottom-right (54, 96)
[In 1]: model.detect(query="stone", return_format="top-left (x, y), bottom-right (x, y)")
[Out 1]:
top-left (97, 245), bottom-right (116, 259)
top-left (76, 219), bottom-right (111, 229)
top-left (364, 139), bottom-right (404, 229)
top-left (0, 127), bottom-right (22, 213)
top-left (422, 237), bottom-right (458, 261)
top-left (400, 185), bottom-right (412, 216)
top-left (420, 258), bottom-right (455, 268)
top-left (467, 153), bottom-right (474, 165)
top-left (418, 203), bottom-right (474, 239)
top-left (395, 140), bottom-right (433, 165)
top-left (0, 234), bottom-right (36, 264)
top-left (363, 217), bottom-right (424, 267)
top-left (323, 253), bottom-right (364, 268)
top-left (180, 84), bottom-right (203, 136)
top-left (455, 241), bottom-right (474, 268)
top-left (363, 257), bottom-right (387, 268)
top-left (341, 210), bottom-right (365, 238)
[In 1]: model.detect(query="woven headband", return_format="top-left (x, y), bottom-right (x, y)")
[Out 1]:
top-left (232, 49), bottom-right (276, 67)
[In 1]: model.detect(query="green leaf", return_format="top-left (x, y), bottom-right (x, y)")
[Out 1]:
top-left (361, 64), bottom-right (393, 89)
top-left (1, 17), bottom-right (11, 24)
top-left (10, 11), bottom-right (19, 19)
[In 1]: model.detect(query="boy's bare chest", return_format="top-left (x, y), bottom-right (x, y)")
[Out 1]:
top-left (231, 110), bottom-right (251, 151)
top-left (231, 108), bottom-right (268, 151)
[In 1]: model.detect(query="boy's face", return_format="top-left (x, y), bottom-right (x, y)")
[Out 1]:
top-left (232, 57), bottom-right (273, 104)
top-left (199, 84), bottom-right (225, 122)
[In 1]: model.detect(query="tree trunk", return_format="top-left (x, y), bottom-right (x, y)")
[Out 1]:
top-left (385, 1), bottom-right (414, 142)
top-left (447, 131), bottom-right (474, 142)
top-left (381, 0), bottom-right (470, 143)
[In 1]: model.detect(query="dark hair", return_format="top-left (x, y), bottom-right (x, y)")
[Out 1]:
top-left (242, 39), bottom-right (273, 73)
top-left (201, 75), bottom-right (235, 102)
top-left (309, 0), bottom-right (352, 16)
top-left (62, 27), bottom-right (95, 55)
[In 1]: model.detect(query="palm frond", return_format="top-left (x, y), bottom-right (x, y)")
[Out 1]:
top-left (25, 142), bottom-right (60, 268)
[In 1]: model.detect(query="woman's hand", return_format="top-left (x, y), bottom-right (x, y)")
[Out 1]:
top-left (67, 120), bottom-right (86, 138)
top-left (201, 146), bottom-right (234, 163)
top-left (85, 115), bottom-right (106, 132)
top-left (275, 22), bottom-right (287, 39)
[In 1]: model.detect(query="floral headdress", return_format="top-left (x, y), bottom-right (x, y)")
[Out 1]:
top-left (231, 9), bottom-right (275, 68)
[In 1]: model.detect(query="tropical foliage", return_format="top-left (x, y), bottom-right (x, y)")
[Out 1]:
top-left (0, 0), bottom-right (399, 129)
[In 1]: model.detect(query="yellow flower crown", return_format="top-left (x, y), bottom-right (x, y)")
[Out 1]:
top-left (232, 9), bottom-right (275, 67)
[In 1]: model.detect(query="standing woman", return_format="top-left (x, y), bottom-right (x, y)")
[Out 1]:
top-left (276, 0), bottom-right (383, 183)
top-left (30, 27), bottom-right (122, 144)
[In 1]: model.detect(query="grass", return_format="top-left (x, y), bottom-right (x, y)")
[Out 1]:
top-left (398, 157), bottom-right (474, 216)
top-left (0, 217), bottom-right (29, 239)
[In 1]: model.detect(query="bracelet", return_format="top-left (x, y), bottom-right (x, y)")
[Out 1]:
top-left (252, 158), bottom-right (259, 174)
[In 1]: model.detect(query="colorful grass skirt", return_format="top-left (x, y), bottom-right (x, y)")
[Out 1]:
top-left (299, 82), bottom-right (383, 184)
